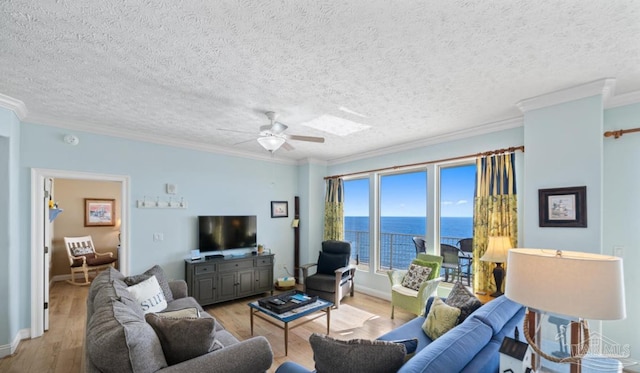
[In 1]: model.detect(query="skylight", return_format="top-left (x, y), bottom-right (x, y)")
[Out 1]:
top-left (301, 115), bottom-right (371, 137)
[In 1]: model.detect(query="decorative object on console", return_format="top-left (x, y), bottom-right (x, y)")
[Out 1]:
top-left (480, 236), bottom-right (512, 297)
top-left (271, 201), bottom-right (288, 218)
top-left (84, 198), bottom-right (115, 226)
top-left (538, 186), bottom-right (587, 227)
top-left (505, 248), bottom-right (626, 372)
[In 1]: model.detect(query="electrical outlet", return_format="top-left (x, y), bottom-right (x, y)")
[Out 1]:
top-left (613, 246), bottom-right (623, 257)
top-left (153, 233), bottom-right (164, 241)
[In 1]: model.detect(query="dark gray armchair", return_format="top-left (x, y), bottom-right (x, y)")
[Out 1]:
top-left (301, 240), bottom-right (356, 309)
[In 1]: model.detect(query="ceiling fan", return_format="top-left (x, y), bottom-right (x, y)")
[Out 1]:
top-left (257, 111), bottom-right (325, 153)
top-left (222, 111), bottom-right (325, 153)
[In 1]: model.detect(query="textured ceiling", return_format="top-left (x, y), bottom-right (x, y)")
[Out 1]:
top-left (1, 1), bottom-right (640, 162)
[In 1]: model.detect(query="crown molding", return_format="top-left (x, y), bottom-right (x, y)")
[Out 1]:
top-left (23, 114), bottom-right (297, 165)
top-left (516, 78), bottom-right (616, 113)
top-left (0, 93), bottom-right (28, 120)
top-left (328, 116), bottom-right (523, 166)
top-left (296, 158), bottom-right (328, 166)
top-left (605, 89), bottom-right (640, 109)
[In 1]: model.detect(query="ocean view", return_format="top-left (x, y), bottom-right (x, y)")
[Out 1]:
top-left (345, 216), bottom-right (473, 238)
top-left (344, 216), bottom-right (473, 269)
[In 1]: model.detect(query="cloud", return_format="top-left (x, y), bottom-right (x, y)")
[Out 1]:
top-left (456, 200), bottom-right (468, 205)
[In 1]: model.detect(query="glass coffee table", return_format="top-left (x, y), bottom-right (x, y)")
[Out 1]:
top-left (249, 298), bottom-right (333, 355)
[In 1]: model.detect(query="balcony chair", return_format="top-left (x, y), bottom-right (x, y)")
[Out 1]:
top-left (64, 235), bottom-right (117, 285)
top-left (412, 236), bottom-right (427, 255)
top-left (457, 238), bottom-right (473, 284)
top-left (387, 253), bottom-right (443, 318)
top-left (301, 240), bottom-right (356, 309)
top-left (441, 243), bottom-right (465, 284)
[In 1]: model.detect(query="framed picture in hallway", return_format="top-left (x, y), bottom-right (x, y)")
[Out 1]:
top-left (85, 198), bottom-right (116, 226)
top-left (538, 186), bottom-right (587, 228)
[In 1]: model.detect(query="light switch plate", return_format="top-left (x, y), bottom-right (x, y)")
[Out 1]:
top-left (166, 183), bottom-right (177, 194)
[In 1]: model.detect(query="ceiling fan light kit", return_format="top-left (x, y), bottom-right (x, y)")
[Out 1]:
top-left (257, 136), bottom-right (286, 152)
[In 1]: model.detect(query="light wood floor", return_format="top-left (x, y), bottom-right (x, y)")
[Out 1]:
top-left (0, 282), bottom-right (415, 373)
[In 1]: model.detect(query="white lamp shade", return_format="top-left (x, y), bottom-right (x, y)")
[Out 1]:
top-left (480, 236), bottom-right (512, 263)
top-left (257, 136), bottom-right (285, 151)
top-left (505, 248), bottom-right (626, 320)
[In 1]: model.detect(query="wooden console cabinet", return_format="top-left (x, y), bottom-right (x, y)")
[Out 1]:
top-left (185, 253), bottom-right (274, 306)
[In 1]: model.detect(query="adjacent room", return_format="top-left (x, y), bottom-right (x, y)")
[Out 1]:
top-left (1, 1), bottom-right (639, 372)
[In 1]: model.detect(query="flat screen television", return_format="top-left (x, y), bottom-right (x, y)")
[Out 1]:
top-left (198, 215), bottom-right (257, 251)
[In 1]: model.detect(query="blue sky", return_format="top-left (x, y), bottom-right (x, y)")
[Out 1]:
top-left (344, 164), bottom-right (475, 217)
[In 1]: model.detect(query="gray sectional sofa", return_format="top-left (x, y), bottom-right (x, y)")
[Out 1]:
top-left (84, 267), bottom-right (273, 373)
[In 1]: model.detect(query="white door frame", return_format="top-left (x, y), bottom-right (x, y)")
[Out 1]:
top-left (30, 168), bottom-right (130, 338)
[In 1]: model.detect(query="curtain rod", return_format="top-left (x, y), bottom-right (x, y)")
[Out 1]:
top-left (324, 145), bottom-right (525, 180)
top-left (604, 127), bottom-right (640, 139)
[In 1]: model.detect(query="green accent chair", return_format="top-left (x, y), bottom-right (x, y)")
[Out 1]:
top-left (387, 254), bottom-right (443, 319)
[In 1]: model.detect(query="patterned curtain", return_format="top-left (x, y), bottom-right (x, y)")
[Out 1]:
top-left (323, 178), bottom-right (344, 241)
top-left (472, 152), bottom-right (518, 294)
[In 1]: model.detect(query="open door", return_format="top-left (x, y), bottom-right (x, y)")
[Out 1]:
top-left (43, 178), bottom-right (52, 331)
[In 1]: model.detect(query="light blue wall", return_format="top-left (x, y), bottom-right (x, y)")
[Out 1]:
top-left (17, 122), bottom-right (300, 330)
top-left (0, 107), bottom-right (21, 351)
top-left (326, 127), bottom-right (525, 297)
top-left (296, 162), bottom-right (327, 268)
top-left (603, 103), bottom-right (640, 369)
top-left (522, 95), bottom-right (604, 251)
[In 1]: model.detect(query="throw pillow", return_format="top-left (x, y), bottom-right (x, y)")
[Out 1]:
top-left (71, 245), bottom-right (93, 256)
top-left (401, 263), bottom-right (433, 291)
top-left (316, 252), bottom-right (347, 275)
top-left (309, 333), bottom-right (406, 373)
top-left (157, 307), bottom-right (200, 319)
top-left (445, 281), bottom-right (482, 323)
top-left (145, 313), bottom-right (222, 365)
top-left (126, 275), bottom-right (167, 313)
top-left (422, 297), bottom-right (461, 340)
top-left (411, 259), bottom-right (440, 281)
top-left (125, 265), bottom-right (174, 302)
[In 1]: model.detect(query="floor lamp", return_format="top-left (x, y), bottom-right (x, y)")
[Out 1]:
top-left (480, 236), bottom-right (512, 297)
top-left (505, 249), bottom-right (626, 373)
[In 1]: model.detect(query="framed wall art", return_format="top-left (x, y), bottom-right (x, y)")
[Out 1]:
top-left (271, 201), bottom-right (288, 218)
top-left (538, 186), bottom-right (587, 228)
top-left (85, 198), bottom-right (116, 227)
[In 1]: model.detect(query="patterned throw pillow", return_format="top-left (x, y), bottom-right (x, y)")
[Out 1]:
top-left (422, 297), bottom-right (461, 340)
top-left (445, 281), bottom-right (482, 323)
top-left (71, 246), bottom-right (93, 256)
top-left (126, 275), bottom-right (167, 313)
top-left (401, 263), bottom-right (433, 291)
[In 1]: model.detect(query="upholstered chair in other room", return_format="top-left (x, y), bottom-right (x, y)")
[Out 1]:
top-left (301, 240), bottom-right (356, 309)
top-left (387, 253), bottom-right (443, 318)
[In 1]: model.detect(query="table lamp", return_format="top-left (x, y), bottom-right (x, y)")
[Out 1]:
top-left (505, 249), bottom-right (626, 372)
top-left (480, 236), bottom-right (512, 297)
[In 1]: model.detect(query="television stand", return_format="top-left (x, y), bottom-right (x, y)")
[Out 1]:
top-left (205, 254), bottom-right (224, 260)
top-left (185, 253), bottom-right (274, 306)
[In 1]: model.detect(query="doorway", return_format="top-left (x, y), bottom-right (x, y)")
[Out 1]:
top-left (30, 168), bottom-right (130, 338)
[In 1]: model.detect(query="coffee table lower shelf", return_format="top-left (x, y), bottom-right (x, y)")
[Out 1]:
top-left (249, 298), bottom-right (333, 356)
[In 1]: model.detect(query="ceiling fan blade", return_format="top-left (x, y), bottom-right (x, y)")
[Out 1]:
top-left (281, 142), bottom-right (294, 151)
top-left (271, 121), bottom-right (288, 134)
top-left (286, 134), bottom-right (325, 143)
top-left (218, 128), bottom-right (256, 135)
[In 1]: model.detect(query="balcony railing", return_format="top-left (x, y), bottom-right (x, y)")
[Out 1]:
top-left (345, 230), bottom-right (465, 271)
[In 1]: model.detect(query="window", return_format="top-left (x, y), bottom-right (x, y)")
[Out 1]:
top-left (344, 178), bottom-right (370, 271)
top-left (439, 164), bottom-right (475, 246)
top-left (379, 170), bottom-right (427, 271)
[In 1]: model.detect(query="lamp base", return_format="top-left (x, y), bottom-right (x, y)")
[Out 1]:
top-left (492, 262), bottom-right (505, 298)
top-left (490, 290), bottom-right (503, 297)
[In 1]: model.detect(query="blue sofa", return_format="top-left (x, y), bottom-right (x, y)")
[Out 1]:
top-left (276, 295), bottom-right (525, 373)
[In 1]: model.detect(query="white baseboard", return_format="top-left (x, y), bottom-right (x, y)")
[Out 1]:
top-left (0, 328), bottom-right (30, 358)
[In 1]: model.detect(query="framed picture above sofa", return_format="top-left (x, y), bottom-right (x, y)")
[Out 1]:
top-left (538, 186), bottom-right (587, 228)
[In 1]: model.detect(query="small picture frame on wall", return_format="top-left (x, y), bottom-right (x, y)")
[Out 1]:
top-left (85, 198), bottom-right (116, 227)
top-left (271, 201), bottom-right (288, 218)
top-left (538, 186), bottom-right (587, 228)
